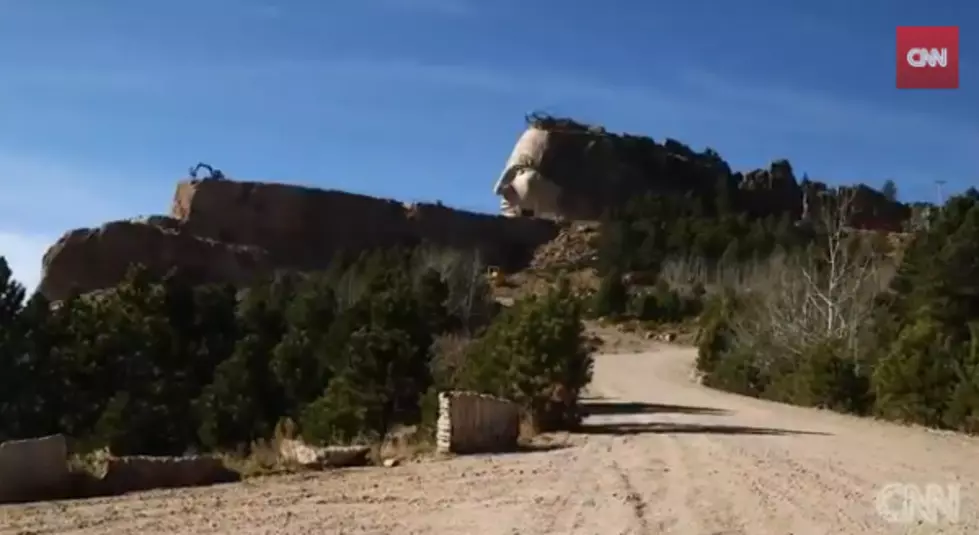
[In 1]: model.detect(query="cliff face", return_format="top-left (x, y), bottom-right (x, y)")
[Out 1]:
top-left (39, 219), bottom-right (272, 302)
top-left (38, 179), bottom-right (560, 301)
top-left (495, 116), bottom-right (911, 229)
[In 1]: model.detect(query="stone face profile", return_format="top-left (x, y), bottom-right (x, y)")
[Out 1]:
top-left (493, 122), bottom-right (615, 221)
top-left (494, 127), bottom-right (564, 219)
top-left (35, 115), bottom-right (913, 300)
top-left (493, 115), bottom-right (910, 230)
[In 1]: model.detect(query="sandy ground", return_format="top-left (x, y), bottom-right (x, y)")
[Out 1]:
top-left (4, 345), bottom-right (979, 534)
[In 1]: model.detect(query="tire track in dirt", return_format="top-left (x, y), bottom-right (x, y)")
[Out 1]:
top-left (485, 445), bottom-right (591, 535)
top-left (670, 434), bottom-right (755, 534)
top-left (630, 433), bottom-right (702, 534)
top-left (539, 441), bottom-right (599, 535)
top-left (561, 436), bottom-right (647, 535)
top-left (610, 458), bottom-right (651, 534)
top-left (696, 434), bottom-right (868, 534)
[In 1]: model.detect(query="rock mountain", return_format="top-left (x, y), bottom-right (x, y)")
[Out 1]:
top-left (493, 114), bottom-right (909, 230)
top-left (38, 179), bottom-right (559, 301)
top-left (38, 116), bottom-right (914, 299)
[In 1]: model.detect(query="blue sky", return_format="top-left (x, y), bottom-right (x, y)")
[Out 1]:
top-left (1, 0), bottom-right (976, 291)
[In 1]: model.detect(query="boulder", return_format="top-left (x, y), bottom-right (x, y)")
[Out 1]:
top-left (277, 439), bottom-right (371, 469)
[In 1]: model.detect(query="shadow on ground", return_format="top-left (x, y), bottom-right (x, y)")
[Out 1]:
top-left (581, 399), bottom-right (729, 417)
top-left (577, 421), bottom-right (831, 437)
top-left (517, 442), bottom-right (572, 453)
top-left (457, 442), bottom-right (572, 458)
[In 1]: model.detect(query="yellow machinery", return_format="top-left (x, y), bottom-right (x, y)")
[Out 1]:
top-left (487, 266), bottom-right (504, 286)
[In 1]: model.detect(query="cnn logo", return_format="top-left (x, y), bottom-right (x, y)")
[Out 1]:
top-left (896, 26), bottom-right (959, 89)
top-left (906, 48), bottom-right (948, 69)
top-left (875, 482), bottom-right (961, 525)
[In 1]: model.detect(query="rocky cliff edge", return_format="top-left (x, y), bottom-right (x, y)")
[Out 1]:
top-left (38, 179), bottom-right (560, 301)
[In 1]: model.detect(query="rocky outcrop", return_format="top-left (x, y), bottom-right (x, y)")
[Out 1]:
top-left (801, 181), bottom-right (909, 233)
top-left (529, 221), bottom-right (600, 270)
top-left (738, 159), bottom-right (804, 218)
top-left (39, 220), bottom-right (272, 301)
top-left (171, 180), bottom-right (415, 268)
top-left (38, 179), bottom-right (560, 301)
top-left (494, 114), bottom-right (911, 229)
top-left (277, 440), bottom-right (371, 469)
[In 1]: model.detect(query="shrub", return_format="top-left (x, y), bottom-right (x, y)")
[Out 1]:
top-left (456, 279), bottom-right (594, 431)
top-left (630, 280), bottom-right (703, 323)
top-left (591, 269), bottom-right (628, 319)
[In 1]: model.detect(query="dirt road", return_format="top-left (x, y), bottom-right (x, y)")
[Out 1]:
top-left (4, 345), bottom-right (978, 534)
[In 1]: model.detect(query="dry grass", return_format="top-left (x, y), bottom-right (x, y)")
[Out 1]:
top-left (63, 439), bottom-right (295, 481)
top-left (223, 421), bottom-right (439, 477)
top-left (658, 256), bottom-right (778, 295)
top-left (494, 267), bottom-right (600, 303)
top-left (375, 425), bottom-right (437, 465)
top-left (659, 251), bottom-right (898, 298)
top-left (220, 418), bottom-right (313, 478)
top-left (220, 438), bottom-right (301, 479)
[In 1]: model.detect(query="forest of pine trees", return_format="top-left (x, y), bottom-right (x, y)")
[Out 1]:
top-left (0, 247), bottom-right (593, 455)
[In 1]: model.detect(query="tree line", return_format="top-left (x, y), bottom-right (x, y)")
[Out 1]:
top-left (588, 168), bottom-right (979, 434)
top-left (0, 246), bottom-right (593, 455)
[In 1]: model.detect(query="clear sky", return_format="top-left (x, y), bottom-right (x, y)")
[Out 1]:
top-left (1, 0), bottom-right (976, 292)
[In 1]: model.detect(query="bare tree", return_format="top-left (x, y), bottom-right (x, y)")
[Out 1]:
top-left (413, 246), bottom-right (495, 335)
top-left (729, 187), bottom-right (888, 370)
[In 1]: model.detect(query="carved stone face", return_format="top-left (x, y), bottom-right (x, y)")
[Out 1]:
top-left (494, 128), bottom-right (561, 218)
top-left (495, 168), bottom-right (536, 217)
top-left (495, 174), bottom-right (521, 206)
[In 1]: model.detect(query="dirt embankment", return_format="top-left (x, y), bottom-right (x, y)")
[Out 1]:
top-left (5, 345), bottom-right (978, 534)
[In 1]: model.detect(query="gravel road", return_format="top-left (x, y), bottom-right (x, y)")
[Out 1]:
top-left (4, 345), bottom-right (978, 534)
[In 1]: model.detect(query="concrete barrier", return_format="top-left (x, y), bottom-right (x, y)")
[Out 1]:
top-left (0, 434), bottom-right (71, 504)
top-left (436, 391), bottom-right (520, 454)
top-left (0, 436), bottom-right (242, 504)
top-left (99, 455), bottom-right (239, 495)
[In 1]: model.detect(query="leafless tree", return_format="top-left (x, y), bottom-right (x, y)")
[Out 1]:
top-left (413, 246), bottom-right (495, 335)
top-left (729, 187), bottom-right (888, 370)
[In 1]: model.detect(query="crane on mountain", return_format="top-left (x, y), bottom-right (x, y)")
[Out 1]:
top-left (188, 162), bottom-right (226, 180)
